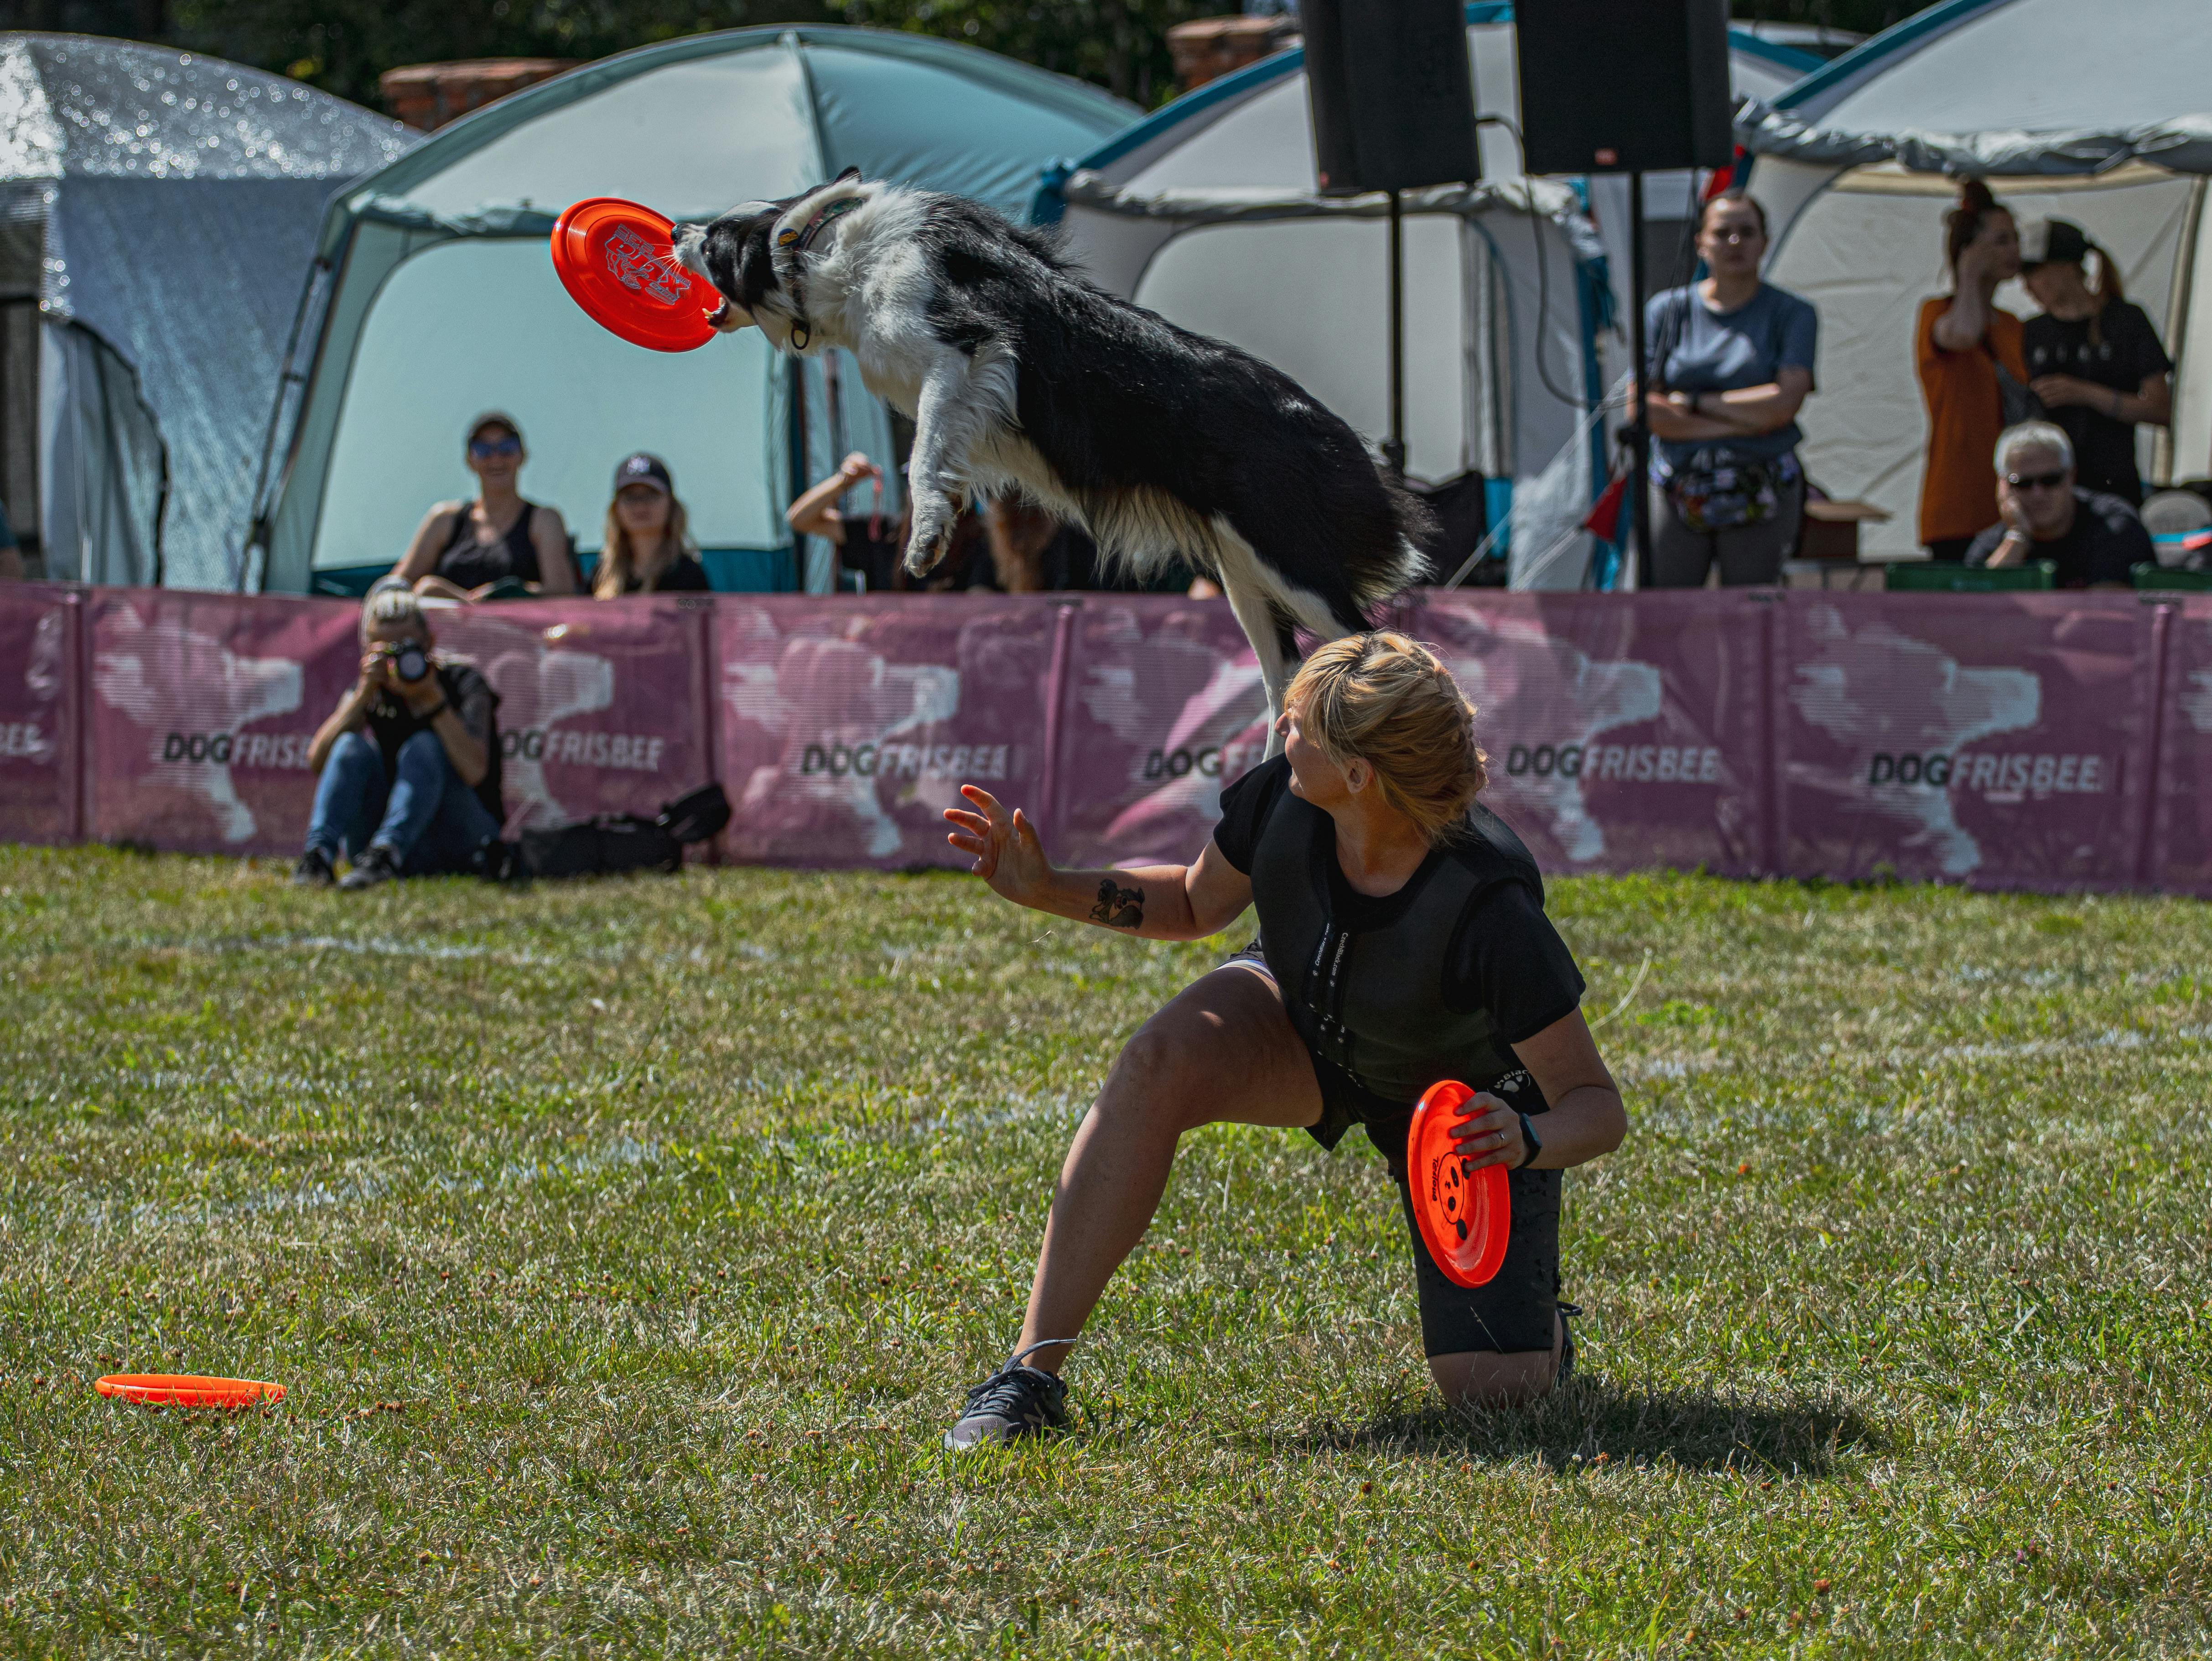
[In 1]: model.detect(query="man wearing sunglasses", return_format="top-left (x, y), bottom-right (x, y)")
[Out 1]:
top-left (1966, 422), bottom-right (2149, 589)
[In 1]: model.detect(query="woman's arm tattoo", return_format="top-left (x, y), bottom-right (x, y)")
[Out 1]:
top-left (1089, 877), bottom-right (1145, 930)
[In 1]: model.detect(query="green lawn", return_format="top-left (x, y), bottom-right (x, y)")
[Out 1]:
top-left (1, 844), bottom-right (2208, 1658)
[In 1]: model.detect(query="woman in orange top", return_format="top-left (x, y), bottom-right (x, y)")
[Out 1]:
top-left (1916, 181), bottom-right (2026, 561)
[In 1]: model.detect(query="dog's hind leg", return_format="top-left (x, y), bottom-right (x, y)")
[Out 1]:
top-left (1213, 522), bottom-right (1359, 758)
top-left (902, 351), bottom-right (1015, 578)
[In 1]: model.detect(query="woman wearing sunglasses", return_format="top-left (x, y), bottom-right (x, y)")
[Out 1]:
top-left (1965, 422), bottom-right (2150, 589)
top-left (394, 412), bottom-right (576, 601)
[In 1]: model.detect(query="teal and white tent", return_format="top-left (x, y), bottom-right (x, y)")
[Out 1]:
top-left (254, 27), bottom-right (1134, 595)
top-left (1739, 0), bottom-right (2212, 557)
top-left (1036, 7), bottom-right (1817, 589)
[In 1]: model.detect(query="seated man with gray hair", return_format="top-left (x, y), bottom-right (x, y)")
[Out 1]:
top-left (1967, 421), bottom-right (2150, 589)
top-left (294, 585), bottom-right (504, 889)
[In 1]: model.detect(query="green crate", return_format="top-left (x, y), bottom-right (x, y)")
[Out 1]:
top-left (2132, 562), bottom-right (2212, 592)
top-left (1884, 560), bottom-right (2056, 593)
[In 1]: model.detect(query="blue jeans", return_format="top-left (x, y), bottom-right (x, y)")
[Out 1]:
top-left (306, 730), bottom-right (501, 875)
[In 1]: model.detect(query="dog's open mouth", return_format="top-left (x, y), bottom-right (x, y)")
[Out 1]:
top-left (706, 299), bottom-right (731, 329)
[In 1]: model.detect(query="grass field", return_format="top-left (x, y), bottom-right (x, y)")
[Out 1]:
top-left (2, 844), bottom-right (2209, 1658)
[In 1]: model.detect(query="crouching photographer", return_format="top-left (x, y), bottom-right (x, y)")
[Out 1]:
top-left (294, 586), bottom-right (504, 890)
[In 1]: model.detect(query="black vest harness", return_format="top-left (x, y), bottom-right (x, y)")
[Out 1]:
top-left (1248, 787), bottom-right (1537, 1106)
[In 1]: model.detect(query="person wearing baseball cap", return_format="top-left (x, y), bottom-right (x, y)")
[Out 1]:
top-left (593, 452), bottom-right (711, 597)
top-left (2020, 217), bottom-right (2172, 504)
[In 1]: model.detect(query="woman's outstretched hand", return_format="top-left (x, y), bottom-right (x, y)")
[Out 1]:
top-left (944, 785), bottom-right (1053, 907)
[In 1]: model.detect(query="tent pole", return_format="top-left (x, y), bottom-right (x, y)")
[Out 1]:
top-left (1384, 188), bottom-right (1406, 477)
top-left (1628, 169), bottom-right (1653, 589)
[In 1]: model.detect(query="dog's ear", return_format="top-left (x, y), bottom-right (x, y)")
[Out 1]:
top-left (832, 164), bottom-right (862, 184)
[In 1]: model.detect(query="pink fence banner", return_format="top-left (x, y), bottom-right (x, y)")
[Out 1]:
top-left (1048, 595), bottom-right (1271, 867)
top-left (2150, 597), bottom-right (2212, 896)
top-left (0, 583), bottom-right (81, 845)
top-left (1410, 590), bottom-right (1774, 876)
top-left (714, 595), bottom-right (1059, 867)
top-left (432, 597), bottom-right (714, 833)
top-left (1774, 593), bottom-right (2158, 891)
top-left (88, 591), bottom-right (357, 856)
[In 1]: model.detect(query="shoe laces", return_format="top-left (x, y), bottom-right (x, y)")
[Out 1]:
top-left (960, 1338), bottom-right (1075, 1421)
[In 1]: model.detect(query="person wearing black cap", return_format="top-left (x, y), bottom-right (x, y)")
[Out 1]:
top-left (2021, 218), bottom-right (2172, 504)
top-left (592, 453), bottom-right (711, 597)
top-left (395, 412), bottom-right (577, 600)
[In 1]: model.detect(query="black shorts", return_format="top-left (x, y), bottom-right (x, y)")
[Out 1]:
top-left (1225, 942), bottom-right (1562, 1357)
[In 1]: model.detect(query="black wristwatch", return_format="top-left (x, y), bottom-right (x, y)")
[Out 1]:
top-left (1516, 1112), bottom-right (1542, 1170)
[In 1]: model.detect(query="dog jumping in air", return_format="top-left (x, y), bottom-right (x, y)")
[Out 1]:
top-left (676, 170), bottom-right (1433, 729)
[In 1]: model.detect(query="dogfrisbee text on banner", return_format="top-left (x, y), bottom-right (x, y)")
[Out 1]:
top-left (88, 592), bottom-right (357, 856)
top-left (1776, 594), bottom-right (2156, 891)
top-left (1049, 596), bottom-right (1272, 868)
top-left (431, 598), bottom-right (712, 834)
top-left (0, 583), bottom-right (81, 845)
top-left (1410, 591), bottom-right (1773, 877)
top-left (715, 596), bottom-right (1056, 867)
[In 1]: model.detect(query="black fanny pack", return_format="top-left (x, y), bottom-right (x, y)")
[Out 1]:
top-left (479, 781), bottom-right (731, 881)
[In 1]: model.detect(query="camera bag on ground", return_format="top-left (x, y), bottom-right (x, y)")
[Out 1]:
top-left (479, 781), bottom-right (731, 881)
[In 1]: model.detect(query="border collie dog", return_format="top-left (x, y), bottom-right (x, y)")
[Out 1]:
top-left (677, 170), bottom-right (1433, 728)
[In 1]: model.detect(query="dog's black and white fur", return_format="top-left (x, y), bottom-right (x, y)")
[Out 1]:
top-left (676, 170), bottom-right (1433, 729)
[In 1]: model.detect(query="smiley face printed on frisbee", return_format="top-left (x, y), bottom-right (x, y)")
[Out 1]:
top-left (551, 198), bottom-right (718, 354)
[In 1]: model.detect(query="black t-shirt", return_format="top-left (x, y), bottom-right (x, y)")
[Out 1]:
top-left (2023, 301), bottom-right (2171, 502)
top-left (363, 661), bottom-right (503, 822)
top-left (624, 553), bottom-right (711, 593)
top-left (1212, 758), bottom-right (1585, 1040)
top-left (1963, 489), bottom-right (2150, 589)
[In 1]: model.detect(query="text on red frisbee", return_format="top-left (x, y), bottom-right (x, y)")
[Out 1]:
top-left (550, 198), bottom-right (717, 354)
top-left (1406, 1079), bottom-right (1511, 1289)
top-left (96, 1374), bottom-right (285, 1407)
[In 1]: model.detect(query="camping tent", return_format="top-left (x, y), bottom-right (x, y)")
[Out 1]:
top-left (255, 26), bottom-right (1134, 597)
top-left (0, 35), bottom-right (412, 589)
top-left (1037, 8), bottom-right (1817, 588)
top-left (1737, 0), bottom-right (2212, 558)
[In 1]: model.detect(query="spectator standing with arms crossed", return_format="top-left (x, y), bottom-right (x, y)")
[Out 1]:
top-left (1642, 192), bottom-right (1817, 587)
top-left (1916, 182), bottom-right (2026, 562)
top-left (2020, 219), bottom-right (2172, 505)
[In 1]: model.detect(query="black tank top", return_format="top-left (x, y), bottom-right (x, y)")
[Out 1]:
top-left (1246, 784), bottom-right (1545, 1105)
top-left (435, 500), bottom-right (542, 591)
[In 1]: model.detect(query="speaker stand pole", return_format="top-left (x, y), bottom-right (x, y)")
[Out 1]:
top-left (1383, 187), bottom-right (1407, 477)
top-left (1627, 169), bottom-right (1652, 588)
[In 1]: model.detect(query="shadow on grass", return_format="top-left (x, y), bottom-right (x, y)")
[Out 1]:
top-left (1263, 1378), bottom-right (1882, 1478)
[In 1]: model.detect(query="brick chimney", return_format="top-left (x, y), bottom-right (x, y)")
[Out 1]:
top-left (1166, 16), bottom-right (1297, 94)
top-left (380, 59), bottom-right (579, 131)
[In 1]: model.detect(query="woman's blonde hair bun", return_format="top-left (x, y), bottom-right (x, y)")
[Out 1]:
top-left (1284, 631), bottom-right (1487, 843)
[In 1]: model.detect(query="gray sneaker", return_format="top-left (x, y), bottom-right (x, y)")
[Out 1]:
top-left (945, 1356), bottom-right (1069, 1451)
top-left (339, 844), bottom-right (402, 890)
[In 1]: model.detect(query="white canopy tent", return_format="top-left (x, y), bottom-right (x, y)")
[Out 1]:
top-left (1038, 7), bottom-right (1817, 589)
top-left (255, 27), bottom-right (1133, 595)
top-left (1738, 0), bottom-right (2212, 559)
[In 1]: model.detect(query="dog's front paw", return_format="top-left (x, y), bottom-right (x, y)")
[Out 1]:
top-left (902, 495), bottom-right (960, 577)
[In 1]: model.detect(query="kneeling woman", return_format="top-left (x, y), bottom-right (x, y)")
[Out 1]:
top-left (941, 633), bottom-right (1626, 1448)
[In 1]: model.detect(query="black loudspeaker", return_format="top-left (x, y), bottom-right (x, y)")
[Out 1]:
top-left (1303, 0), bottom-right (1480, 196)
top-left (1515, 0), bottom-right (1733, 175)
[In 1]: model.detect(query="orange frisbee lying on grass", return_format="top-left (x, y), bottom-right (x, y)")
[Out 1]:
top-left (1406, 1078), bottom-right (1511, 1289)
top-left (96, 1374), bottom-right (284, 1408)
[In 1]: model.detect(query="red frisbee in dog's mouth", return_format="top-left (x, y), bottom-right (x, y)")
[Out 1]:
top-left (1406, 1079), bottom-right (1511, 1289)
top-left (550, 198), bottom-right (717, 354)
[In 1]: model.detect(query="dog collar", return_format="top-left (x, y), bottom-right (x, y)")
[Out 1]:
top-left (777, 195), bottom-right (861, 256)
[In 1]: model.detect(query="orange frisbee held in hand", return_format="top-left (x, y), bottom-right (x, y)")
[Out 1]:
top-left (550, 198), bottom-right (719, 353)
top-left (96, 1374), bottom-right (285, 1408)
top-left (1406, 1079), bottom-right (1511, 1289)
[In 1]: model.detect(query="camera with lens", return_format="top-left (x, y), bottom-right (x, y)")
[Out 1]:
top-left (376, 642), bottom-right (432, 684)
